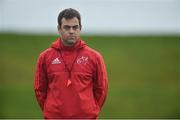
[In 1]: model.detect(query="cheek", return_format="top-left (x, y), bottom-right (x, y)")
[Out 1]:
top-left (60, 31), bottom-right (68, 37)
top-left (60, 30), bottom-right (67, 34)
top-left (60, 33), bottom-right (67, 40)
top-left (76, 30), bottom-right (81, 35)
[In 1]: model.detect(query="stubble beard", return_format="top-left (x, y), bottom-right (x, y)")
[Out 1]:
top-left (62, 38), bottom-right (78, 46)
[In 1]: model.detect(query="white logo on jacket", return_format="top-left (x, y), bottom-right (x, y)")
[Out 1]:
top-left (51, 58), bottom-right (61, 64)
top-left (77, 56), bottom-right (88, 64)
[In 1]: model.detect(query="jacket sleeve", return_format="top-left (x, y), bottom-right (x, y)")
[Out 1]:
top-left (93, 53), bottom-right (108, 109)
top-left (34, 53), bottom-right (48, 111)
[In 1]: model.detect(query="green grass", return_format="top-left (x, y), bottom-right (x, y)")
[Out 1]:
top-left (0, 33), bottom-right (180, 118)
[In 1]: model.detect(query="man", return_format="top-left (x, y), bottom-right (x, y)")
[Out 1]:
top-left (34, 8), bottom-right (108, 119)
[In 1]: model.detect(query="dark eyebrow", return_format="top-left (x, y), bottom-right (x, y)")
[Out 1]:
top-left (64, 25), bottom-right (79, 27)
top-left (63, 25), bottom-right (79, 30)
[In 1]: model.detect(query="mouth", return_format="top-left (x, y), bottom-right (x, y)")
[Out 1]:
top-left (68, 36), bottom-right (76, 39)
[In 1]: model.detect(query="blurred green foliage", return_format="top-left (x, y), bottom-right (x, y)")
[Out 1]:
top-left (0, 33), bottom-right (180, 118)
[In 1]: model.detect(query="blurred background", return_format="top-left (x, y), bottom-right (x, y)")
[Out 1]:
top-left (0, 0), bottom-right (180, 118)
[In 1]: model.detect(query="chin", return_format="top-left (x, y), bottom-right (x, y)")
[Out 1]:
top-left (67, 39), bottom-right (77, 45)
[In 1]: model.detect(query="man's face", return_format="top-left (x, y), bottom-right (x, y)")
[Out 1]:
top-left (58, 17), bottom-right (81, 46)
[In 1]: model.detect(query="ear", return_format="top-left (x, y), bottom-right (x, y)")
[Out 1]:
top-left (57, 25), bottom-right (60, 31)
top-left (57, 25), bottom-right (62, 34)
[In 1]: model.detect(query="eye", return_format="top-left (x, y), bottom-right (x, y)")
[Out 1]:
top-left (63, 25), bottom-right (71, 30)
top-left (63, 25), bottom-right (79, 30)
top-left (72, 25), bottom-right (79, 30)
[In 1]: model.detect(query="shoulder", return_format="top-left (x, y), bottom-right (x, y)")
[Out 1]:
top-left (38, 47), bottom-right (55, 61)
top-left (83, 46), bottom-right (104, 60)
top-left (39, 48), bottom-right (52, 56)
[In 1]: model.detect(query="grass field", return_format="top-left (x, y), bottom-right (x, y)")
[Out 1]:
top-left (0, 33), bottom-right (180, 118)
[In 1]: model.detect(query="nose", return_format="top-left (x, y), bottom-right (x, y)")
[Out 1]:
top-left (69, 27), bottom-right (74, 34)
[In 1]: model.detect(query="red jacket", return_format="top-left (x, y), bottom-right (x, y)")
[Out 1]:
top-left (34, 38), bottom-right (108, 119)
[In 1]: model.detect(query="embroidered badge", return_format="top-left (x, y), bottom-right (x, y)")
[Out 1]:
top-left (77, 56), bottom-right (88, 64)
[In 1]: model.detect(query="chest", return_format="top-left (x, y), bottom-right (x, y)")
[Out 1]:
top-left (46, 50), bottom-right (95, 75)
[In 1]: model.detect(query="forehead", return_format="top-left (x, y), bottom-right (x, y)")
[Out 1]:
top-left (61, 17), bottom-right (79, 26)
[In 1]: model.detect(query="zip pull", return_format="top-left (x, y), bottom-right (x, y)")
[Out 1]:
top-left (66, 79), bottom-right (72, 87)
top-left (66, 72), bottom-right (72, 87)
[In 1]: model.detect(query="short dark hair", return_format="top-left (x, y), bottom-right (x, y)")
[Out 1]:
top-left (58, 8), bottom-right (82, 29)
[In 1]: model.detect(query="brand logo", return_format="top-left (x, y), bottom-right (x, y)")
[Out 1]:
top-left (77, 56), bottom-right (88, 64)
top-left (51, 58), bottom-right (61, 64)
